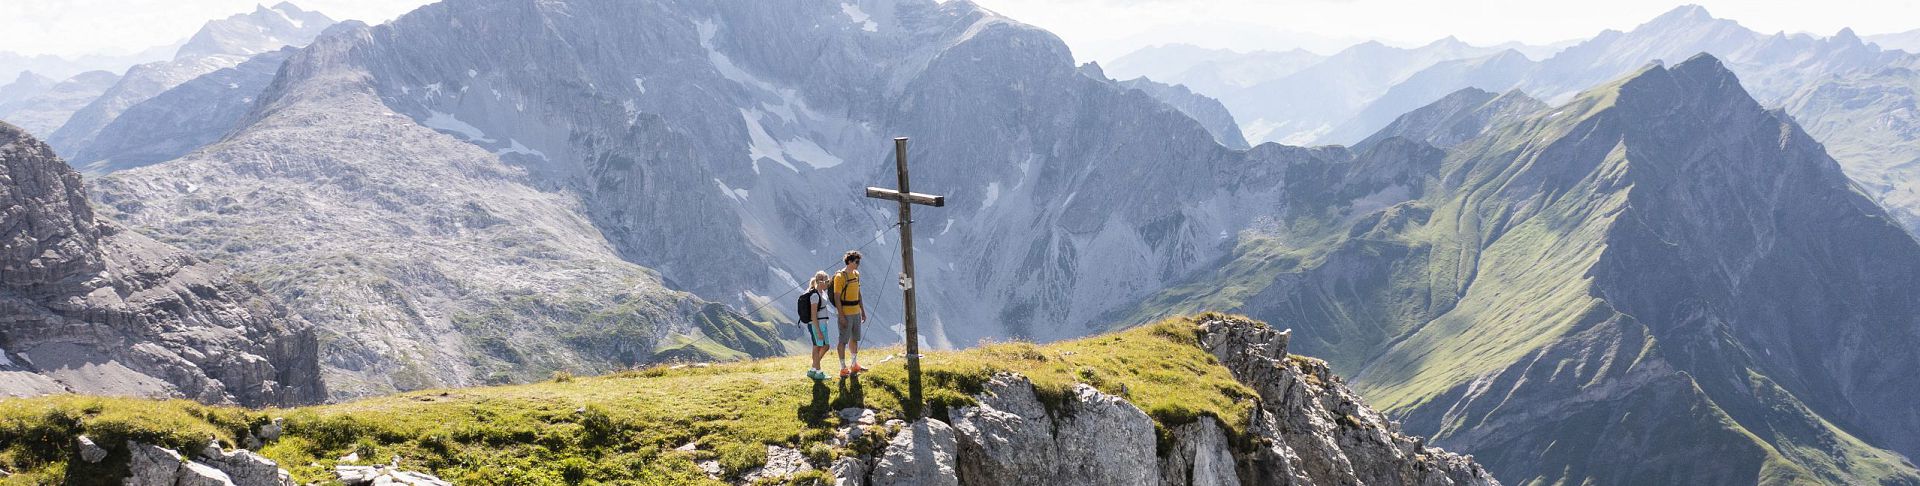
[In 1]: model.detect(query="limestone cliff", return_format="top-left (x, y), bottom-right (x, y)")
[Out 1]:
top-left (0, 121), bottom-right (322, 406)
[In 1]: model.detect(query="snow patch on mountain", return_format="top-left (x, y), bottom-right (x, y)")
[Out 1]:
top-left (841, 3), bottom-right (878, 32)
top-left (715, 178), bottom-right (750, 202)
top-left (495, 139), bottom-right (546, 160)
top-left (422, 110), bottom-right (494, 143)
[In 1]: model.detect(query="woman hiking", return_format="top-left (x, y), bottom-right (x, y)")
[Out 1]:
top-left (800, 272), bottom-right (833, 380)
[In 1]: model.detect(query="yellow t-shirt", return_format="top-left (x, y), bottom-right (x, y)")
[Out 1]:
top-left (832, 270), bottom-right (863, 315)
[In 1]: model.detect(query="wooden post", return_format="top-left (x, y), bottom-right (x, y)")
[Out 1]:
top-left (864, 137), bottom-right (944, 420)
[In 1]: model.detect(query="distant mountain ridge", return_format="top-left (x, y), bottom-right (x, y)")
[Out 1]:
top-left (1130, 54), bottom-right (1920, 485)
top-left (0, 70), bottom-right (119, 138)
top-left (44, 2), bottom-right (337, 159)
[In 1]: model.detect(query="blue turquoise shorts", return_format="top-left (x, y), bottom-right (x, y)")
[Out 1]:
top-left (805, 320), bottom-right (830, 347)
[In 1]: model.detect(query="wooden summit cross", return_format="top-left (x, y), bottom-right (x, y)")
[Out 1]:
top-left (865, 137), bottom-right (945, 420)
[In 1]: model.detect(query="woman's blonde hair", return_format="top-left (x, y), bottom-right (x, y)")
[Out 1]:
top-left (811, 271), bottom-right (831, 289)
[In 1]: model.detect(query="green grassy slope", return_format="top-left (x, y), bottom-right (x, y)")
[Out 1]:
top-left (0, 316), bottom-right (1255, 485)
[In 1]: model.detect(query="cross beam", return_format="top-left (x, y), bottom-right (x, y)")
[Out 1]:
top-left (864, 136), bottom-right (945, 420)
top-left (864, 188), bottom-right (945, 207)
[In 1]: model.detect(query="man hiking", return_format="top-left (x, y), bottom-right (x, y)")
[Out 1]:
top-left (798, 271), bottom-right (833, 380)
top-left (831, 251), bottom-right (866, 377)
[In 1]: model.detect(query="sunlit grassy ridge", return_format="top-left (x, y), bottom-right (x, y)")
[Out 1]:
top-left (0, 315), bottom-right (1258, 485)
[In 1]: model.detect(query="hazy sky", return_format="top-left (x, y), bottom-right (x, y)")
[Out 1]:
top-left (4, 0), bottom-right (1917, 62)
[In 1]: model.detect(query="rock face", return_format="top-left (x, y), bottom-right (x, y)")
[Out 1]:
top-left (1196, 317), bottom-right (1497, 486)
top-left (0, 121), bottom-right (322, 405)
top-left (869, 419), bottom-right (958, 486)
top-left (951, 375), bottom-right (1158, 485)
top-left (1159, 417), bottom-right (1238, 486)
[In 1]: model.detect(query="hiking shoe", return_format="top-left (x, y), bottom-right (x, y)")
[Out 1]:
top-left (850, 364), bottom-right (868, 374)
top-left (839, 368), bottom-right (852, 378)
top-left (806, 369), bottom-right (825, 380)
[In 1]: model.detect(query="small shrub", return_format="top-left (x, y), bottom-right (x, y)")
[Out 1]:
top-left (714, 441), bottom-right (767, 478)
top-left (558, 456), bottom-right (592, 484)
top-left (578, 405), bottom-right (619, 447)
top-left (550, 370), bottom-right (575, 383)
top-left (801, 443), bottom-right (836, 467)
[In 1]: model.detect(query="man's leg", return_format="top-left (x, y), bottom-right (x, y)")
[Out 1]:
top-left (849, 314), bottom-right (863, 369)
top-left (837, 315), bottom-right (850, 371)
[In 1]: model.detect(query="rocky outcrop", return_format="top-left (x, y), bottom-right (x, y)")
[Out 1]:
top-left (0, 121), bottom-right (322, 405)
top-left (740, 318), bottom-right (1494, 486)
top-left (951, 374), bottom-right (1158, 485)
top-left (1160, 417), bottom-right (1239, 486)
top-left (335, 465), bottom-right (453, 486)
top-left (870, 419), bottom-right (959, 486)
top-left (200, 441), bottom-right (295, 486)
top-left (1196, 316), bottom-right (1498, 486)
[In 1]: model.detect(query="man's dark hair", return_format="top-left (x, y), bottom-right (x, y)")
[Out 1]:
top-left (844, 250), bottom-right (863, 264)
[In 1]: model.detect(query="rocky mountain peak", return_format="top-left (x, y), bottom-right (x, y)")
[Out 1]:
top-left (1650, 4), bottom-right (1717, 26)
top-left (1608, 53), bottom-right (1760, 130)
top-left (176, 2), bottom-right (336, 60)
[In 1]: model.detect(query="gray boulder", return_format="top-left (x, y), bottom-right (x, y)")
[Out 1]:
top-left (869, 419), bottom-right (958, 486)
top-left (829, 456), bottom-right (867, 486)
top-left (176, 461), bottom-right (236, 486)
top-left (335, 465), bottom-right (453, 486)
top-left (1054, 384), bottom-right (1159, 485)
top-left (202, 444), bottom-right (295, 486)
top-left (76, 435), bottom-right (107, 463)
top-left (742, 445), bottom-right (813, 483)
top-left (125, 441), bottom-right (183, 486)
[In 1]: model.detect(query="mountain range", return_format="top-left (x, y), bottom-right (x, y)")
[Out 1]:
top-left (2, 1), bottom-right (1919, 485)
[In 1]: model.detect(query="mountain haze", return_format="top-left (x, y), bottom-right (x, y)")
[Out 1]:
top-left (44, 2), bottom-right (337, 158)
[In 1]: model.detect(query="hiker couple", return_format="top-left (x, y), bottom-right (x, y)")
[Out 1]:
top-left (798, 251), bottom-right (866, 380)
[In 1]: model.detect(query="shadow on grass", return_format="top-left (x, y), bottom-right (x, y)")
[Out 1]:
top-left (798, 380), bottom-right (834, 426)
top-left (831, 375), bottom-right (867, 412)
